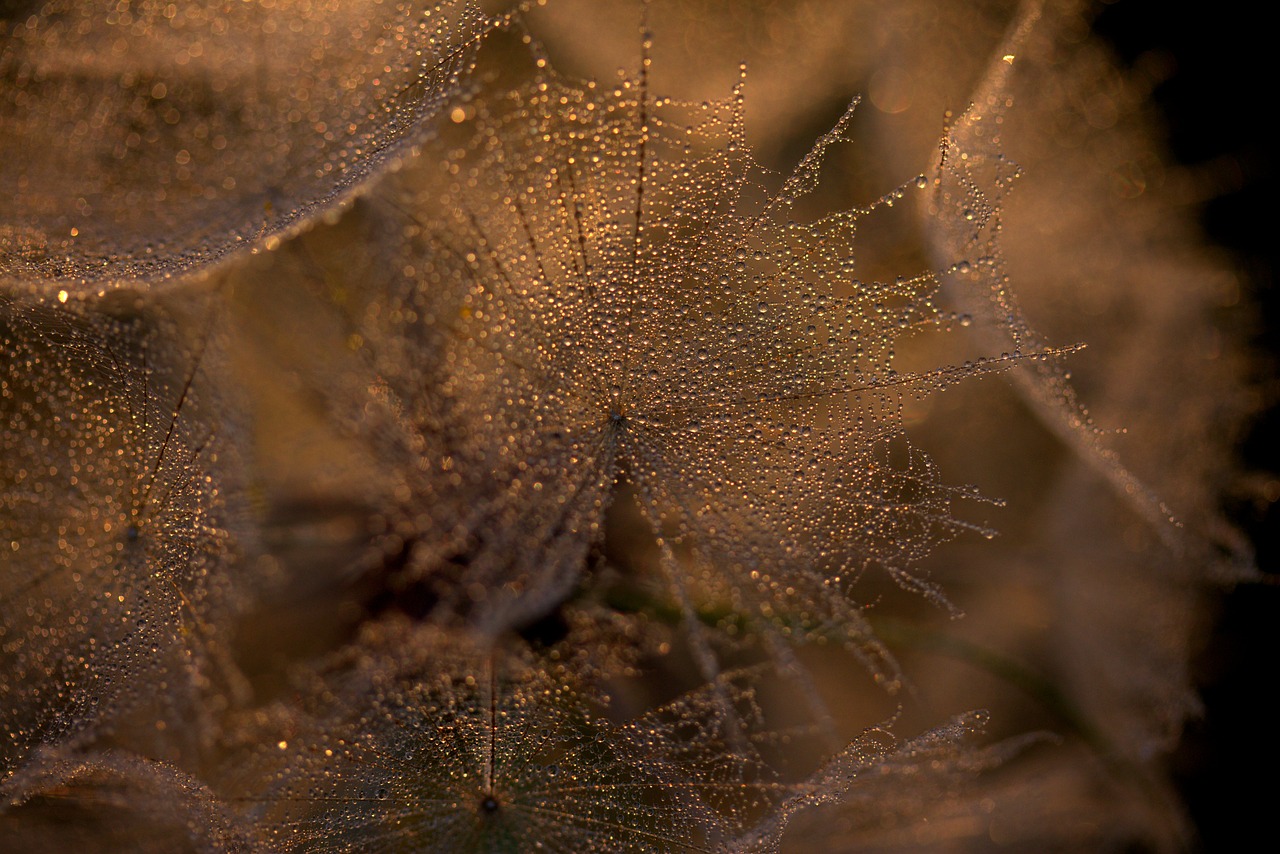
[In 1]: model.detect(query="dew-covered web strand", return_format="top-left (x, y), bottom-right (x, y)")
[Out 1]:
top-left (0, 301), bottom-right (235, 769)
top-left (550, 163), bottom-right (589, 288)
top-left (3, 311), bottom-right (207, 598)
top-left (133, 310), bottom-right (216, 540)
top-left (117, 305), bottom-right (244, 663)
top-left (628, 428), bottom-right (898, 698)
top-left (949, 204), bottom-right (1188, 553)
top-left (727, 96), bottom-right (861, 293)
top-left (113, 309), bottom-right (250, 709)
top-left (626, 441), bottom-right (856, 741)
top-left (925, 0), bottom-right (1232, 570)
top-left (505, 185), bottom-right (616, 407)
top-left (616, 21), bottom-right (652, 415)
top-left (372, 191), bottom-right (613, 412)
top-left (306, 20), bottom-right (1025, 717)
top-left (457, 206), bottom-right (615, 408)
top-left (594, 101), bottom-right (935, 422)
top-left (110, 321), bottom-right (222, 599)
top-left (651, 348), bottom-right (1070, 425)
top-left (532, 78), bottom-right (952, 647)
top-left (243, 644), bottom-right (814, 852)
top-left (529, 80), bottom-right (834, 413)
top-left (625, 380), bottom-right (992, 666)
top-left (485, 653), bottom-right (498, 804)
top-left (0, 1), bottom-right (498, 293)
top-left (469, 111), bottom-right (623, 409)
top-left (246, 215), bottom-right (603, 522)
top-left (658, 257), bottom-right (939, 427)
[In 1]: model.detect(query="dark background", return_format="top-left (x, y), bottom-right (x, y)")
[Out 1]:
top-left (1091, 1), bottom-right (1278, 849)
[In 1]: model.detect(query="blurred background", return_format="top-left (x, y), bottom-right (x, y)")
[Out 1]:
top-left (1089, 1), bottom-right (1278, 848)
